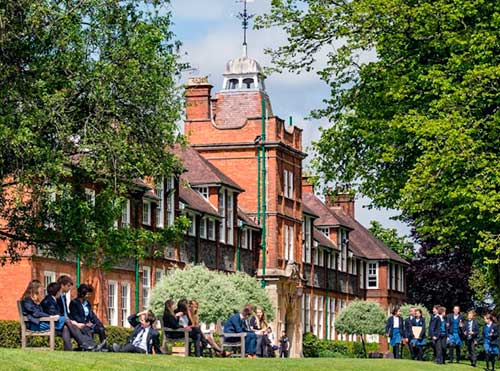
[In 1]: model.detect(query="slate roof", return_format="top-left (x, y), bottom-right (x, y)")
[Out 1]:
top-left (303, 192), bottom-right (408, 265)
top-left (238, 208), bottom-right (260, 229)
top-left (174, 145), bottom-right (244, 192)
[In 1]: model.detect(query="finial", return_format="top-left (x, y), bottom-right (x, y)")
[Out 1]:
top-left (237, 0), bottom-right (254, 57)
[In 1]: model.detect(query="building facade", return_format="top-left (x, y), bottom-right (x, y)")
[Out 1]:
top-left (0, 51), bottom-right (408, 356)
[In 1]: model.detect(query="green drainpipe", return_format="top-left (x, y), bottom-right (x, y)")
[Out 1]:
top-left (76, 252), bottom-right (81, 287)
top-left (135, 258), bottom-right (140, 312)
top-left (261, 96), bottom-right (267, 288)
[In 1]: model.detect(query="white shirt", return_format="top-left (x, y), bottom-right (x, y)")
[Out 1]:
top-left (133, 327), bottom-right (150, 353)
top-left (393, 316), bottom-right (400, 328)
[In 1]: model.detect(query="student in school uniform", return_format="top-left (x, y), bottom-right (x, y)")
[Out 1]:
top-left (483, 313), bottom-right (499, 371)
top-left (429, 305), bottom-right (440, 361)
top-left (430, 306), bottom-right (448, 365)
top-left (41, 282), bottom-right (96, 351)
top-left (385, 306), bottom-right (405, 359)
top-left (224, 306), bottom-right (257, 358)
top-left (112, 311), bottom-right (162, 354)
top-left (463, 310), bottom-right (479, 367)
top-left (279, 330), bottom-right (289, 358)
top-left (56, 275), bottom-right (73, 318)
top-left (21, 280), bottom-right (65, 332)
top-left (404, 307), bottom-right (416, 360)
top-left (410, 309), bottom-right (427, 361)
top-left (446, 305), bottom-right (464, 363)
top-left (69, 284), bottom-right (107, 347)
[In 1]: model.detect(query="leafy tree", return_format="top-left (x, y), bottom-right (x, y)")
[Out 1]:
top-left (0, 1), bottom-right (186, 266)
top-left (405, 246), bottom-right (474, 312)
top-left (149, 265), bottom-right (274, 324)
top-left (335, 300), bottom-right (386, 357)
top-left (368, 221), bottom-right (415, 261)
top-left (257, 0), bottom-right (500, 300)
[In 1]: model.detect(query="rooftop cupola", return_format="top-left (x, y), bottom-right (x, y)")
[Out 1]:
top-left (222, 53), bottom-right (266, 92)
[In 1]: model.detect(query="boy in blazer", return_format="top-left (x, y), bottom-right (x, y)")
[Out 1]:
top-left (404, 307), bottom-right (416, 359)
top-left (429, 305), bottom-right (440, 361)
top-left (430, 306), bottom-right (448, 364)
top-left (112, 311), bottom-right (162, 354)
top-left (224, 307), bottom-right (257, 358)
top-left (463, 310), bottom-right (479, 367)
top-left (69, 284), bottom-right (106, 346)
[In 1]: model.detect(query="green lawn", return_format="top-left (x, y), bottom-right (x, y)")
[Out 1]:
top-left (0, 348), bottom-right (478, 371)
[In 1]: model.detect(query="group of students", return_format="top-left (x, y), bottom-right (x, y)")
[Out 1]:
top-left (164, 300), bottom-right (289, 358)
top-left (20, 278), bottom-right (290, 357)
top-left (386, 305), bottom-right (499, 370)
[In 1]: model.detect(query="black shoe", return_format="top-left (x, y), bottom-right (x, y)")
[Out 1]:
top-left (94, 340), bottom-right (107, 352)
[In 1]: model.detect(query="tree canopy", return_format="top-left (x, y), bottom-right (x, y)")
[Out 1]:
top-left (0, 1), bottom-right (187, 266)
top-left (149, 265), bottom-right (274, 324)
top-left (258, 0), bottom-right (500, 299)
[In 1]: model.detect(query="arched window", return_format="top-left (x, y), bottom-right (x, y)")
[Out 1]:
top-left (227, 79), bottom-right (239, 90)
top-left (243, 78), bottom-right (255, 89)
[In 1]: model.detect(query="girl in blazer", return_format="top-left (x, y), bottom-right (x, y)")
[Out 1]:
top-left (483, 314), bottom-right (499, 371)
top-left (69, 284), bottom-right (106, 345)
top-left (21, 280), bottom-right (64, 331)
top-left (385, 306), bottom-right (405, 359)
top-left (410, 309), bottom-right (426, 361)
top-left (463, 310), bottom-right (479, 367)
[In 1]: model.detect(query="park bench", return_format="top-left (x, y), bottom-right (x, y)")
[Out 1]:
top-left (216, 320), bottom-right (247, 358)
top-left (159, 318), bottom-right (191, 356)
top-left (17, 300), bottom-right (59, 351)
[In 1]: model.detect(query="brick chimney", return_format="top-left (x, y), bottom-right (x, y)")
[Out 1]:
top-left (185, 76), bottom-right (212, 121)
top-left (302, 176), bottom-right (314, 194)
top-left (325, 187), bottom-right (355, 218)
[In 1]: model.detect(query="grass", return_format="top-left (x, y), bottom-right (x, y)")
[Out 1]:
top-left (0, 348), bottom-right (479, 371)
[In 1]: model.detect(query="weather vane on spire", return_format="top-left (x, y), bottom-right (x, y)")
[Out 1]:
top-left (236, 0), bottom-right (254, 57)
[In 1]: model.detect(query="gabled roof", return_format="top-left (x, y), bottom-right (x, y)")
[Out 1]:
top-left (313, 228), bottom-right (339, 251)
top-left (238, 208), bottom-right (260, 229)
top-left (302, 202), bottom-right (319, 218)
top-left (329, 207), bottom-right (409, 265)
top-left (302, 192), bottom-right (352, 229)
top-left (174, 145), bottom-right (244, 192)
top-left (179, 183), bottom-right (219, 217)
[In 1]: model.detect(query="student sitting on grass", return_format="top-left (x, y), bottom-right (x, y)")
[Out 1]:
top-left (112, 311), bottom-right (161, 354)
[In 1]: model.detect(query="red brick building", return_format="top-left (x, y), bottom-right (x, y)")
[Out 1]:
top-left (0, 51), bottom-right (408, 356)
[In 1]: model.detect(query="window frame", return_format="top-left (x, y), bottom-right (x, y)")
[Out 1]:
top-left (121, 282), bottom-right (131, 328)
top-left (108, 280), bottom-right (118, 326)
top-left (142, 200), bottom-right (151, 226)
top-left (142, 266), bottom-right (151, 310)
top-left (367, 262), bottom-right (379, 289)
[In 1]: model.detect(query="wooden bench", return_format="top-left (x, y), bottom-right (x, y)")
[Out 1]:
top-left (217, 320), bottom-right (247, 358)
top-left (159, 318), bottom-right (191, 357)
top-left (17, 301), bottom-right (59, 351)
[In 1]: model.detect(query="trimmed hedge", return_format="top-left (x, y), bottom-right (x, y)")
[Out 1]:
top-left (303, 332), bottom-right (379, 358)
top-left (0, 320), bottom-right (133, 350)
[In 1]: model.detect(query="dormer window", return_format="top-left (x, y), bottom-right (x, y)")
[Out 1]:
top-left (243, 78), bottom-right (254, 89)
top-left (228, 79), bottom-right (239, 90)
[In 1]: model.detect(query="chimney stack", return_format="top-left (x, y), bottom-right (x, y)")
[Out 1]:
top-left (301, 176), bottom-right (314, 194)
top-left (325, 186), bottom-right (355, 219)
top-left (185, 76), bottom-right (212, 121)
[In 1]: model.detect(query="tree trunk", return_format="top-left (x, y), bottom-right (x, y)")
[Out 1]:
top-left (361, 334), bottom-right (367, 358)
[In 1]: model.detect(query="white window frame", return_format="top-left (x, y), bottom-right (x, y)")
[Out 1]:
top-left (200, 217), bottom-right (207, 239)
top-left (303, 218), bottom-right (312, 263)
top-left (283, 169), bottom-right (294, 199)
top-left (318, 248), bottom-right (324, 267)
top-left (121, 282), bottom-right (131, 328)
top-left (166, 176), bottom-right (175, 226)
top-left (142, 266), bottom-right (151, 310)
top-left (108, 280), bottom-right (118, 326)
top-left (367, 262), bottom-right (379, 289)
top-left (227, 192), bottom-right (234, 245)
top-left (207, 218), bottom-right (215, 241)
top-left (155, 268), bottom-right (164, 285)
top-left (142, 200), bottom-right (151, 226)
top-left (84, 188), bottom-right (96, 206)
top-left (121, 199), bottom-right (130, 226)
top-left (43, 271), bottom-right (56, 296)
top-left (318, 296), bottom-right (324, 339)
top-left (196, 187), bottom-right (209, 200)
top-left (241, 228), bottom-right (247, 249)
top-left (304, 294), bottom-right (311, 333)
top-left (248, 229), bottom-right (253, 250)
top-left (360, 261), bottom-right (365, 289)
top-left (218, 189), bottom-right (226, 243)
top-left (319, 227), bottom-right (329, 237)
top-left (284, 224), bottom-right (294, 261)
top-left (187, 213), bottom-right (196, 236)
top-left (156, 179), bottom-right (164, 228)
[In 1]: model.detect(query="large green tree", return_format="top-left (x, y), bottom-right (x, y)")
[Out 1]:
top-left (0, 1), bottom-right (187, 267)
top-left (258, 0), bottom-right (500, 297)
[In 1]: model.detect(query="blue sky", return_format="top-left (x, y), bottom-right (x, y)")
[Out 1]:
top-left (168, 0), bottom-right (410, 236)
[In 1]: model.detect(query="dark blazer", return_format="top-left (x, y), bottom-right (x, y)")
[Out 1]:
top-left (41, 295), bottom-right (61, 316)
top-left (224, 313), bottom-right (251, 335)
top-left (404, 316), bottom-right (415, 339)
top-left (57, 295), bottom-right (69, 316)
top-left (446, 313), bottom-right (465, 335)
top-left (249, 316), bottom-right (265, 331)
top-left (484, 323), bottom-right (499, 343)
top-left (21, 297), bottom-right (50, 325)
top-left (162, 311), bottom-right (184, 340)
top-left (463, 319), bottom-right (479, 340)
top-left (429, 314), bottom-right (439, 338)
top-left (385, 315), bottom-right (405, 339)
top-left (410, 317), bottom-right (426, 339)
top-left (69, 299), bottom-right (102, 327)
top-left (430, 316), bottom-right (447, 338)
top-left (127, 314), bottom-right (161, 354)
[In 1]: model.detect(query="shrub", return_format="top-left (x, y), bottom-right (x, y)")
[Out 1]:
top-left (149, 264), bottom-right (274, 324)
top-left (0, 320), bottom-right (132, 350)
top-left (303, 332), bottom-right (379, 358)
